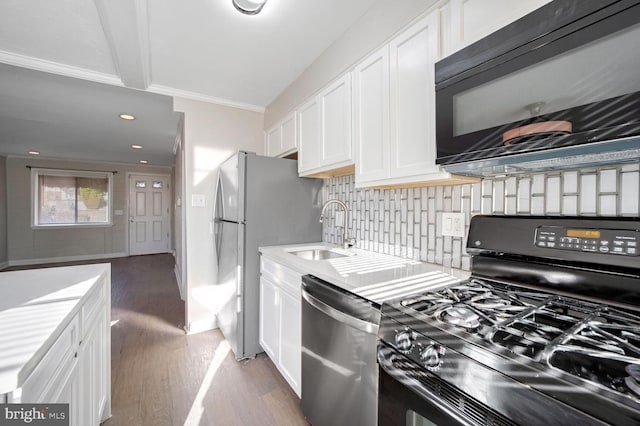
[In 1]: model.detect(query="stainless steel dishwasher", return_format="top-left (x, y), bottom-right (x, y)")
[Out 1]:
top-left (301, 274), bottom-right (380, 426)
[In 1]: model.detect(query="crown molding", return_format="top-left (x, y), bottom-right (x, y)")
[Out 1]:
top-left (0, 50), bottom-right (123, 87)
top-left (0, 50), bottom-right (266, 113)
top-left (149, 84), bottom-right (265, 113)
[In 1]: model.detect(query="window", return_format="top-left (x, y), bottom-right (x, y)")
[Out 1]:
top-left (32, 168), bottom-right (113, 227)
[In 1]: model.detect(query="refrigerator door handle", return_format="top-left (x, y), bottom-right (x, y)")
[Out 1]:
top-left (214, 219), bottom-right (222, 264)
top-left (215, 173), bottom-right (225, 220)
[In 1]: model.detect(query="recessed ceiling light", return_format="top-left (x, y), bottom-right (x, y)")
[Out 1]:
top-left (131, 144), bottom-right (143, 149)
top-left (28, 150), bottom-right (40, 155)
top-left (139, 160), bottom-right (148, 164)
top-left (119, 113), bottom-right (136, 120)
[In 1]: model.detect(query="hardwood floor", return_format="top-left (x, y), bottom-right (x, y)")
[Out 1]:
top-left (10, 254), bottom-right (309, 426)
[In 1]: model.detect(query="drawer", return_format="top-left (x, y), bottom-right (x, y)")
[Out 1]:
top-left (81, 283), bottom-right (105, 336)
top-left (20, 314), bottom-right (80, 402)
top-left (260, 257), bottom-right (302, 298)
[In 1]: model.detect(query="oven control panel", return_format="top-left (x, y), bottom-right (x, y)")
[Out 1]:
top-left (535, 226), bottom-right (639, 256)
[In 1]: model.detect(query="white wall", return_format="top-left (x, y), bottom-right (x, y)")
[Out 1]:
top-left (173, 97), bottom-right (264, 333)
top-left (265, 0), bottom-right (438, 128)
top-left (6, 156), bottom-right (172, 265)
top-left (0, 156), bottom-right (7, 268)
top-left (173, 117), bottom-right (186, 301)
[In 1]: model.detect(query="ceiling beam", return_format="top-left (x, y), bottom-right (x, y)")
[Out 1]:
top-left (94, 0), bottom-right (151, 90)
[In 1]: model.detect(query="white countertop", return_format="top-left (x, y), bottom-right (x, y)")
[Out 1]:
top-left (259, 242), bottom-right (468, 304)
top-left (0, 263), bottom-right (110, 394)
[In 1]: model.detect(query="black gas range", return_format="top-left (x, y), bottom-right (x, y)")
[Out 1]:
top-left (377, 216), bottom-right (640, 426)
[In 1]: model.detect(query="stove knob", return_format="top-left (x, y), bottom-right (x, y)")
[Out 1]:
top-left (420, 345), bottom-right (442, 369)
top-left (395, 330), bottom-right (415, 353)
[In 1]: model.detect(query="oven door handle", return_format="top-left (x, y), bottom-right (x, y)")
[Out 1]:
top-left (302, 289), bottom-right (378, 334)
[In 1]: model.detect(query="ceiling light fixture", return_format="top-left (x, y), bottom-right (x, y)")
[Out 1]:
top-left (119, 113), bottom-right (136, 120)
top-left (131, 144), bottom-right (143, 149)
top-left (232, 0), bottom-right (267, 15)
top-left (28, 150), bottom-right (40, 155)
top-left (139, 160), bottom-right (148, 164)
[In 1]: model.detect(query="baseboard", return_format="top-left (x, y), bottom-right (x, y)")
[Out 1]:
top-left (8, 252), bottom-right (128, 267)
top-left (174, 265), bottom-right (185, 301)
top-left (0, 260), bottom-right (8, 271)
top-left (186, 317), bottom-right (218, 335)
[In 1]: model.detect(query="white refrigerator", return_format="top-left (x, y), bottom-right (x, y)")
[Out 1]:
top-left (214, 151), bottom-right (323, 359)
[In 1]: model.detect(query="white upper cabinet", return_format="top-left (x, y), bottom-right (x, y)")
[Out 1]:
top-left (444, 0), bottom-right (552, 57)
top-left (298, 73), bottom-right (353, 176)
top-left (265, 126), bottom-right (282, 157)
top-left (389, 12), bottom-right (441, 179)
top-left (297, 97), bottom-right (321, 173)
top-left (354, 12), bottom-right (459, 188)
top-left (353, 45), bottom-right (390, 183)
top-left (281, 113), bottom-right (297, 154)
top-left (265, 111), bottom-right (297, 158)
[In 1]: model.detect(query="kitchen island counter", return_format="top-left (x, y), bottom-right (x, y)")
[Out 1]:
top-left (0, 263), bottom-right (110, 395)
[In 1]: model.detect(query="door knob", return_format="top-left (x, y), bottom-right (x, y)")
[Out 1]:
top-left (129, 216), bottom-right (134, 223)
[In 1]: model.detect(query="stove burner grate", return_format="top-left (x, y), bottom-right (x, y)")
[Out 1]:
top-left (398, 278), bottom-right (640, 402)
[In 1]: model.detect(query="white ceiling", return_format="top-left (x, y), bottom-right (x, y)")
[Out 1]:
top-left (0, 0), bottom-right (378, 166)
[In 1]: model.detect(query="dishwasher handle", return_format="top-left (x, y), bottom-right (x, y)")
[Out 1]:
top-left (302, 289), bottom-right (378, 335)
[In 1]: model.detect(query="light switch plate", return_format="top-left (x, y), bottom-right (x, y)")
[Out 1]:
top-left (114, 209), bottom-right (124, 216)
top-left (191, 194), bottom-right (206, 207)
top-left (442, 212), bottom-right (466, 238)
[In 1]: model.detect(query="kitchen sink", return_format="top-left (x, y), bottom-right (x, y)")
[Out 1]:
top-left (289, 248), bottom-right (348, 260)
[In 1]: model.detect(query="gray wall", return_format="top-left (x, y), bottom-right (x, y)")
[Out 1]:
top-left (6, 156), bottom-right (172, 264)
top-left (265, 0), bottom-right (438, 128)
top-left (0, 156), bottom-right (7, 267)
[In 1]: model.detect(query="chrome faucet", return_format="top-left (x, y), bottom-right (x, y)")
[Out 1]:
top-left (319, 199), bottom-right (355, 249)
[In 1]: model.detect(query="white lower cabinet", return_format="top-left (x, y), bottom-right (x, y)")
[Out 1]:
top-left (79, 312), bottom-right (109, 426)
top-left (259, 256), bottom-right (302, 397)
top-left (278, 289), bottom-right (301, 394)
top-left (6, 274), bottom-right (111, 426)
top-left (259, 276), bottom-right (280, 361)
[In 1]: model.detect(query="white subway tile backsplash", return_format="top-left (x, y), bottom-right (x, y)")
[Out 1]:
top-left (517, 178), bottom-right (531, 213)
top-left (621, 171), bottom-right (639, 216)
top-left (599, 194), bottom-right (617, 216)
top-left (531, 196), bottom-right (545, 215)
top-left (532, 174), bottom-right (545, 194)
top-left (562, 195), bottom-right (578, 216)
top-left (599, 169), bottom-right (617, 193)
top-left (323, 165), bottom-right (635, 272)
top-left (471, 183), bottom-right (482, 212)
top-left (545, 176), bottom-right (561, 214)
top-left (493, 180), bottom-right (505, 213)
top-left (505, 197), bottom-right (517, 215)
top-left (563, 171), bottom-right (578, 194)
top-left (580, 174), bottom-right (597, 215)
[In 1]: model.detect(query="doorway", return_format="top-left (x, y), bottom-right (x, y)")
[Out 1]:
top-left (128, 174), bottom-right (171, 256)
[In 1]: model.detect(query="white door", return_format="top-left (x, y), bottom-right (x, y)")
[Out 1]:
top-left (129, 174), bottom-right (170, 255)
